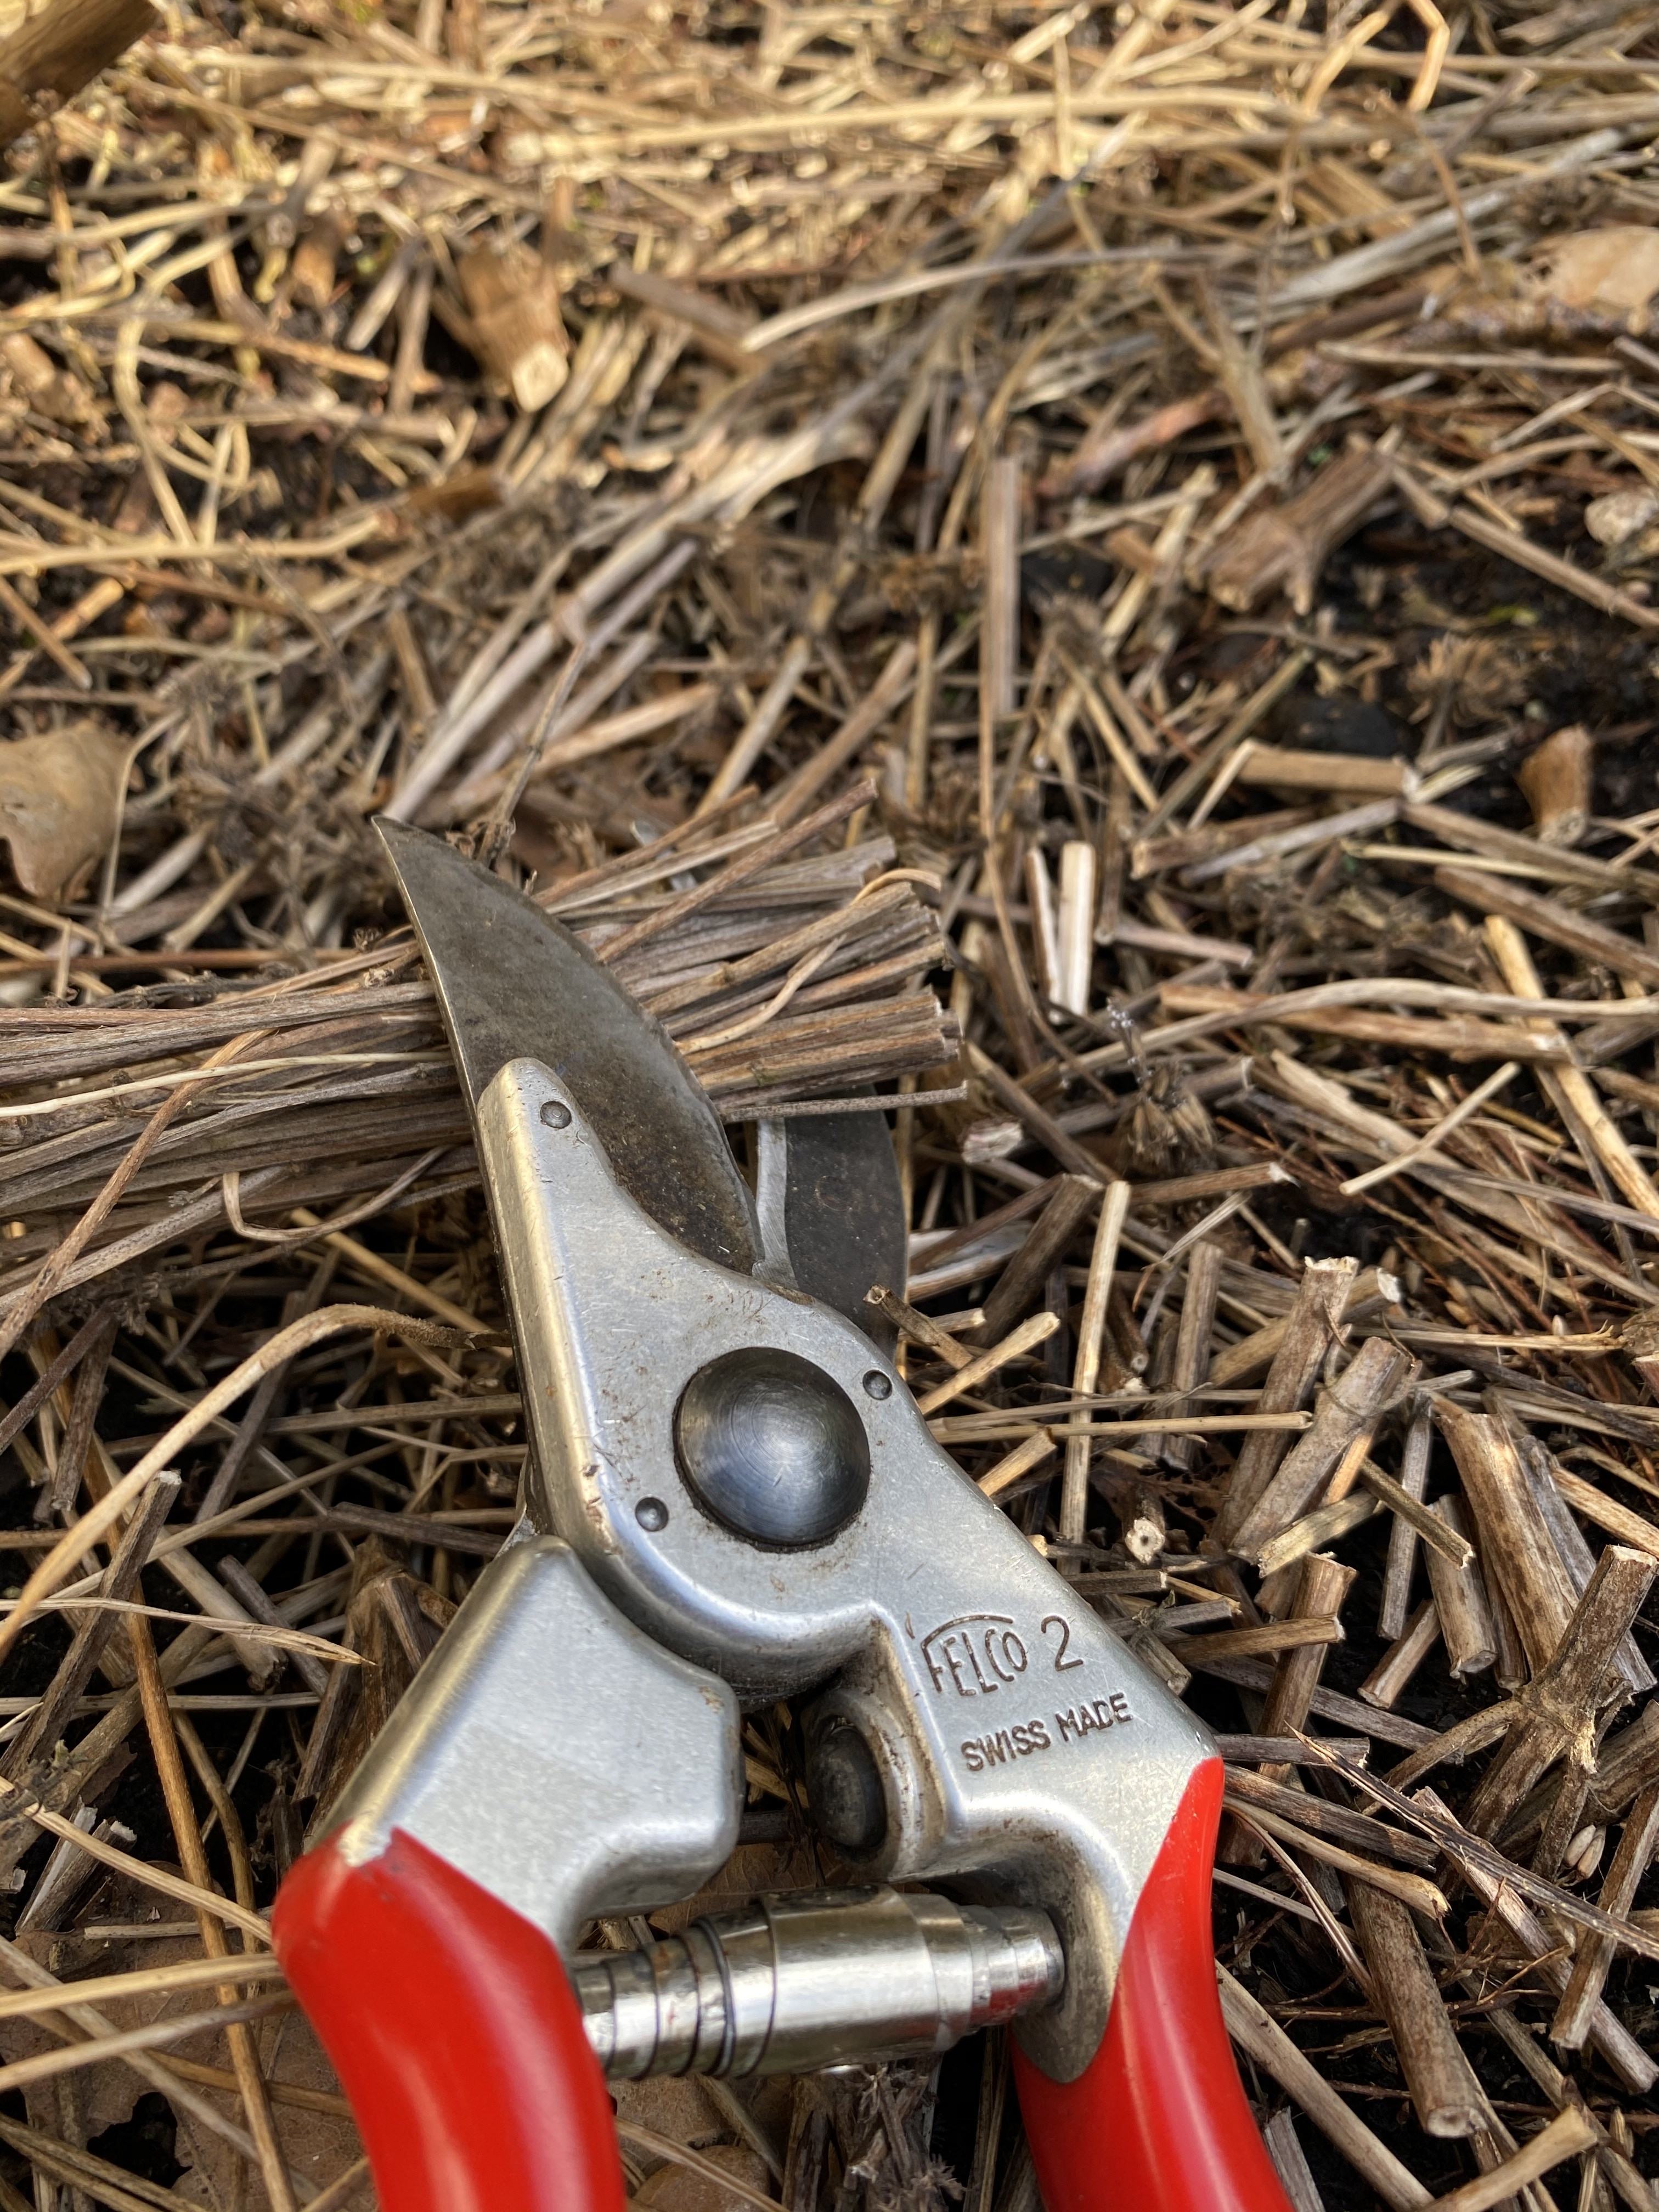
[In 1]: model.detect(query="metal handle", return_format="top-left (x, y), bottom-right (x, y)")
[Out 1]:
top-left (575, 1886), bottom-right (1063, 2079)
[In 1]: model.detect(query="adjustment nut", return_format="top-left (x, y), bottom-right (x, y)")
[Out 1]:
top-left (806, 1719), bottom-right (887, 1857)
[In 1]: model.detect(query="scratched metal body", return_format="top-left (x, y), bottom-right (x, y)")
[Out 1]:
top-left (324, 823), bottom-right (1215, 2081)
top-left (325, 1043), bottom-right (1211, 2078)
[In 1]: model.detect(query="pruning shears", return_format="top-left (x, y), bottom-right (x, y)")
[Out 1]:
top-left (270, 822), bottom-right (1290, 2212)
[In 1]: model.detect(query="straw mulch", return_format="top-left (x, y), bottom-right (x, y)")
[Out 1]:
top-left (3, 0), bottom-right (1659, 2205)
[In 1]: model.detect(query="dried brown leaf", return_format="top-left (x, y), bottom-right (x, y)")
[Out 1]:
top-left (612, 2076), bottom-right (729, 2157)
top-left (0, 725), bottom-right (128, 900)
top-left (457, 242), bottom-right (569, 413)
top-left (1584, 485), bottom-right (1659, 549)
top-left (634, 2142), bottom-right (774, 2212)
top-left (1541, 226), bottom-right (1659, 315)
top-left (3, 1896), bottom-right (366, 2208)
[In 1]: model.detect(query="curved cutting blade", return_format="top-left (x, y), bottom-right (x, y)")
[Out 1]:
top-left (377, 819), bottom-right (759, 1274)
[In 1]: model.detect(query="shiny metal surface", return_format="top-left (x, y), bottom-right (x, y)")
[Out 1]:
top-left (574, 1888), bottom-right (1063, 2079)
top-left (676, 1347), bottom-right (870, 1548)
top-left (375, 819), bottom-right (759, 1276)
top-left (477, 1056), bottom-right (1213, 2079)
top-left (363, 836), bottom-right (1216, 2086)
top-left (320, 1538), bottom-right (742, 1958)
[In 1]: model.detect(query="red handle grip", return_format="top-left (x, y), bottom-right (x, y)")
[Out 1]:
top-left (1014, 1760), bottom-right (1290, 2212)
top-left (273, 1826), bottom-right (625, 2212)
top-left (276, 1764), bottom-right (1282, 2212)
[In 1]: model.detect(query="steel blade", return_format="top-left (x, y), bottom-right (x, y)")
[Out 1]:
top-left (376, 819), bottom-right (759, 1274)
top-left (765, 1113), bottom-right (906, 1350)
